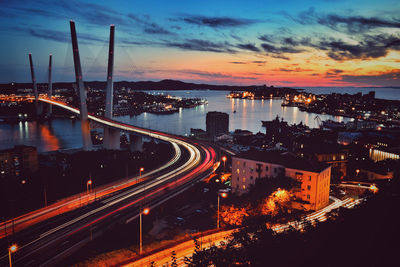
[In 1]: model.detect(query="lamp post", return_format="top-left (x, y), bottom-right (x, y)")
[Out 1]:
top-left (86, 179), bottom-right (92, 194)
top-left (221, 156), bottom-right (227, 173)
top-left (139, 167), bottom-right (144, 177)
top-left (140, 207), bottom-right (150, 254)
top-left (217, 192), bottom-right (227, 229)
top-left (355, 169), bottom-right (360, 177)
top-left (8, 244), bottom-right (17, 267)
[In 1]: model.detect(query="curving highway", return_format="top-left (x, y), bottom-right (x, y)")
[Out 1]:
top-left (0, 97), bottom-right (218, 266)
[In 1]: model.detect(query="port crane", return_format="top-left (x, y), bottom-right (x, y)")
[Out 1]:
top-left (314, 115), bottom-right (322, 128)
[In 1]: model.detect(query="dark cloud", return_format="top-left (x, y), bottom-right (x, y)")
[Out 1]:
top-left (26, 28), bottom-right (68, 43)
top-left (181, 70), bottom-right (258, 80)
top-left (275, 67), bottom-right (312, 72)
top-left (278, 68), bottom-right (293, 72)
top-left (261, 43), bottom-right (304, 54)
top-left (119, 39), bottom-right (159, 46)
top-left (57, 0), bottom-right (127, 27)
top-left (16, 27), bottom-right (104, 44)
top-left (229, 61), bottom-right (246, 64)
top-left (18, 7), bottom-right (61, 18)
top-left (338, 70), bottom-right (400, 86)
top-left (283, 37), bottom-right (299, 46)
top-left (280, 81), bottom-right (295, 84)
top-left (144, 23), bottom-right (172, 35)
top-left (236, 43), bottom-right (260, 52)
top-left (289, 7), bottom-right (400, 34)
top-left (258, 34), bottom-right (275, 43)
top-left (258, 29), bottom-right (400, 61)
top-left (164, 39), bottom-right (236, 53)
top-left (230, 33), bottom-right (243, 42)
top-left (318, 14), bottom-right (400, 34)
top-left (270, 54), bottom-right (290, 60)
top-left (179, 15), bottom-right (258, 28)
top-left (314, 34), bottom-right (400, 60)
top-left (325, 69), bottom-right (344, 77)
top-left (128, 14), bottom-right (172, 35)
top-left (252, 60), bottom-right (266, 65)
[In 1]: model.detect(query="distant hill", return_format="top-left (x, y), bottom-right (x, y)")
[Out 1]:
top-left (0, 79), bottom-right (298, 93)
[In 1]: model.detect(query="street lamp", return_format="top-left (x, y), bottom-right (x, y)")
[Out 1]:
top-left (355, 169), bottom-right (360, 176)
top-left (221, 156), bottom-right (227, 173)
top-left (86, 179), bottom-right (92, 194)
top-left (8, 244), bottom-right (18, 267)
top-left (140, 207), bottom-right (150, 254)
top-left (217, 192), bottom-right (228, 229)
top-left (139, 167), bottom-right (144, 177)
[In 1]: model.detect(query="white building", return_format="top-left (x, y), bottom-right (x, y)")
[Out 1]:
top-left (231, 151), bottom-right (331, 211)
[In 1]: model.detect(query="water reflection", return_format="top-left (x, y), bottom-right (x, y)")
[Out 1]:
top-left (118, 90), bottom-right (349, 136)
top-left (1, 90), bottom-right (351, 152)
top-left (0, 119), bottom-right (80, 152)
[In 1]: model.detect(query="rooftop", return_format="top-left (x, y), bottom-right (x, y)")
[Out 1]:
top-left (234, 150), bottom-right (329, 173)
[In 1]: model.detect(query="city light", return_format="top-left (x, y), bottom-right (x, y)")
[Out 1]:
top-left (86, 179), bottom-right (93, 194)
top-left (143, 208), bottom-right (150, 215)
top-left (221, 156), bottom-right (227, 172)
top-left (217, 191), bottom-right (229, 228)
top-left (8, 244), bottom-right (18, 267)
top-left (369, 184), bottom-right (378, 194)
top-left (9, 244), bottom-right (18, 253)
top-left (140, 207), bottom-right (151, 254)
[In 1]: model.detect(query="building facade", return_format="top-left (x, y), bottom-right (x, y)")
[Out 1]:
top-left (231, 151), bottom-right (331, 211)
top-left (206, 111), bottom-right (229, 141)
top-left (0, 145), bottom-right (38, 177)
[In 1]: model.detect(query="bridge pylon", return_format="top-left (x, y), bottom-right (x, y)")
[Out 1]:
top-left (103, 24), bottom-right (120, 150)
top-left (47, 54), bottom-right (53, 117)
top-left (28, 53), bottom-right (39, 117)
top-left (70, 20), bottom-right (92, 151)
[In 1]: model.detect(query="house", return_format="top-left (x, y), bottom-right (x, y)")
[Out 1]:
top-left (231, 151), bottom-right (331, 211)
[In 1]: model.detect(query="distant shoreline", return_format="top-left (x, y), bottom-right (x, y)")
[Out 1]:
top-left (1, 79), bottom-right (398, 92)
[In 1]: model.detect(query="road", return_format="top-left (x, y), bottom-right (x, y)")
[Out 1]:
top-left (124, 196), bottom-right (364, 267)
top-left (0, 97), bottom-right (218, 266)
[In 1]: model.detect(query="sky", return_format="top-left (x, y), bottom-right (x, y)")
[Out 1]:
top-left (0, 0), bottom-right (399, 87)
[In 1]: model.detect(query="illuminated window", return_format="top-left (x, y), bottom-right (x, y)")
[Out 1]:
top-left (236, 169), bottom-right (240, 174)
top-left (333, 155), bottom-right (336, 160)
top-left (243, 185), bottom-right (246, 190)
top-left (243, 178), bottom-right (246, 182)
top-left (341, 155), bottom-right (345, 160)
